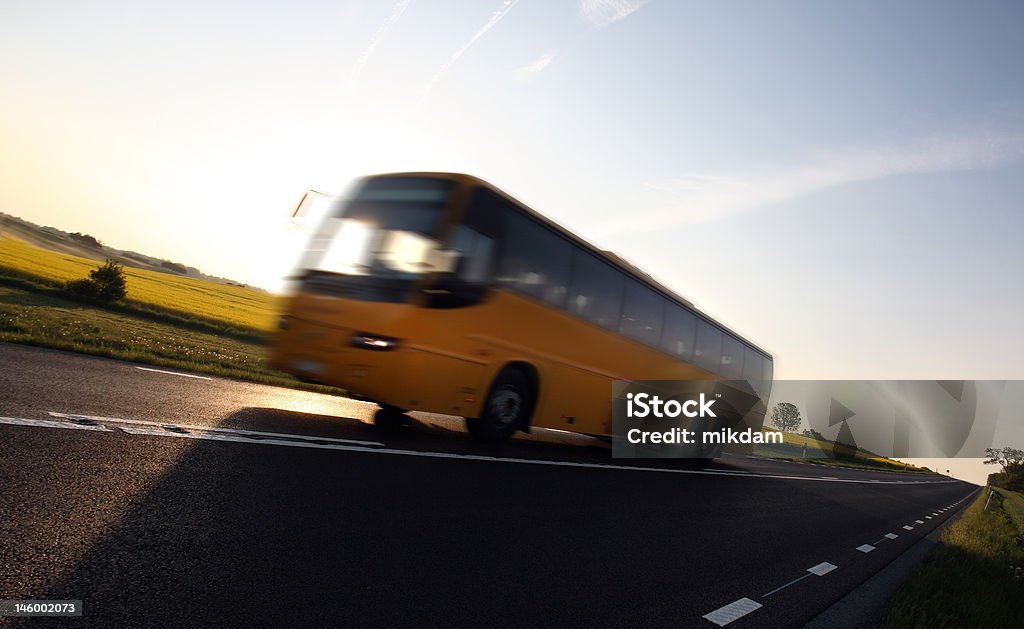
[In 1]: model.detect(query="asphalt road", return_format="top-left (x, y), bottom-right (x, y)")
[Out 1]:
top-left (0, 343), bottom-right (977, 628)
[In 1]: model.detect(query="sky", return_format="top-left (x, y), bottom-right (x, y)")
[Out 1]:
top-left (3, 0), bottom-right (1024, 392)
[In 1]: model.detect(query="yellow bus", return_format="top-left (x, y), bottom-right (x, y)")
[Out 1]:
top-left (270, 173), bottom-right (773, 448)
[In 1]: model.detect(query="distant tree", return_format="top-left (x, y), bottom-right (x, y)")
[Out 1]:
top-left (160, 260), bottom-right (188, 275)
top-left (65, 259), bottom-right (127, 304)
top-left (802, 427), bottom-right (825, 441)
top-left (986, 446), bottom-right (1024, 491)
top-left (769, 402), bottom-right (802, 433)
top-left (68, 232), bottom-right (103, 249)
top-left (984, 447), bottom-right (1024, 468)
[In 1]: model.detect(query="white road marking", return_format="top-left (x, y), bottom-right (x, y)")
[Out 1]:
top-left (135, 366), bottom-right (212, 380)
top-left (48, 412), bottom-right (385, 447)
top-left (807, 562), bottom-right (838, 576)
top-left (0, 411), bottom-right (953, 484)
top-left (0, 416), bottom-right (112, 432)
top-left (762, 573), bottom-right (811, 597)
top-left (902, 525), bottom-right (914, 530)
top-left (885, 533), bottom-right (899, 539)
top-left (703, 598), bottom-right (762, 626)
top-left (915, 519), bottom-right (924, 524)
top-left (856, 544), bottom-right (875, 553)
top-left (925, 516), bottom-right (932, 519)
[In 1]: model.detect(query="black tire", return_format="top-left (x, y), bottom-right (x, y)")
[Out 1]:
top-left (466, 368), bottom-right (532, 443)
top-left (373, 406), bottom-right (408, 430)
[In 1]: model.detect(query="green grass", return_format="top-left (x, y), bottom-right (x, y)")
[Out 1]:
top-left (995, 487), bottom-right (1024, 534)
top-left (0, 284), bottom-right (337, 394)
top-left (0, 236), bottom-right (280, 331)
top-left (884, 488), bottom-right (1024, 628)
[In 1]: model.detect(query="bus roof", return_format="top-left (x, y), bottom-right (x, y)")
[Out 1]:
top-left (365, 172), bottom-right (773, 361)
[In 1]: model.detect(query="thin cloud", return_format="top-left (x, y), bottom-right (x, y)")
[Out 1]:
top-left (514, 52), bottom-right (555, 80)
top-left (351, 0), bottom-right (412, 84)
top-left (609, 127), bottom-right (1024, 232)
top-left (422, 0), bottom-right (521, 96)
top-left (580, 0), bottom-right (648, 28)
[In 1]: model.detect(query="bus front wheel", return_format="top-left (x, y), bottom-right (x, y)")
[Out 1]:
top-left (466, 368), bottom-right (531, 443)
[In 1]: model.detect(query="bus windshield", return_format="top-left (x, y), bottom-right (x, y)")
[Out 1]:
top-left (303, 177), bottom-right (458, 279)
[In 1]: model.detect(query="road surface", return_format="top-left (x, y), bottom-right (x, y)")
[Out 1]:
top-left (0, 343), bottom-right (975, 627)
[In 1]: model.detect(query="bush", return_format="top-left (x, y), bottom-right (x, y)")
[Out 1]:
top-left (990, 462), bottom-right (1024, 493)
top-left (802, 428), bottom-right (825, 441)
top-left (65, 259), bottom-right (127, 303)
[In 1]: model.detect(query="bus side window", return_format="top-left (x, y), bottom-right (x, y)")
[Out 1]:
top-left (495, 210), bottom-right (571, 306)
top-left (568, 251), bottom-right (624, 330)
top-left (720, 334), bottom-right (745, 379)
top-left (694, 319), bottom-right (723, 374)
top-left (661, 305), bottom-right (697, 361)
top-left (620, 280), bottom-right (664, 347)
top-left (447, 226), bottom-right (494, 284)
top-left (743, 346), bottom-right (771, 400)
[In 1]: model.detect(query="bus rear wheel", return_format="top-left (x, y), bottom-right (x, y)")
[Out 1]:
top-left (466, 368), bottom-right (531, 443)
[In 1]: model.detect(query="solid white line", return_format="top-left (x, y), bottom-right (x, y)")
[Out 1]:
top-left (135, 366), bottom-right (212, 380)
top-left (885, 533), bottom-right (899, 539)
top-left (0, 416), bottom-right (112, 432)
top-left (48, 412), bottom-right (385, 447)
top-left (856, 544), bottom-right (875, 553)
top-left (703, 598), bottom-right (763, 626)
top-left (762, 573), bottom-right (811, 597)
top-left (902, 525), bottom-right (914, 530)
top-left (5, 411), bottom-right (958, 484)
top-left (807, 562), bottom-right (838, 576)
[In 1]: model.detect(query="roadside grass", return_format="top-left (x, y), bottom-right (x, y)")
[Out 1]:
top-left (0, 236), bottom-right (279, 331)
top-left (995, 487), bottom-right (1024, 534)
top-left (754, 428), bottom-right (934, 474)
top-left (884, 488), bottom-right (1024, 628)
top-left (0, 284), bottom-right (339, 394)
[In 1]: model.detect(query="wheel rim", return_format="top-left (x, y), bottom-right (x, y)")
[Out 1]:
top-left (488, 385), bottom-right (522, 427)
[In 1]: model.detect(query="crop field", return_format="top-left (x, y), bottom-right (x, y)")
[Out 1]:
top-left (756, 427), bottom-right (933, 473)
top-left (0, 237), bottom-right (279, 331)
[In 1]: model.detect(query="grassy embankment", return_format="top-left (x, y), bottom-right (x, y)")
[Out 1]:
top-left (755, 427), bottom-right (934, 474)
top-left (884, 487), bottom-right (1024, 627)
top-left (0, 236), bottom-right (338, 391)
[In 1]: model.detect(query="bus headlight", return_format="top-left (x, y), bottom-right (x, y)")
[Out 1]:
top-left (351, 332), bottom-right (399, 351)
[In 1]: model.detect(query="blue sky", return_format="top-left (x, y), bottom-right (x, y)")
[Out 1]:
top-left (2, 0), bottom-right (1024, 381)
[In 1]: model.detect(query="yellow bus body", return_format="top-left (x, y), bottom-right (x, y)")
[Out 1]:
top-left (272, 289), bottom-right (719, 437)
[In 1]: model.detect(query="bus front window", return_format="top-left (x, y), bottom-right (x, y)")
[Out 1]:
top-left (302, 177), bottom-right (458, 280)
top-left (311, 219), bottom-right (459, 278)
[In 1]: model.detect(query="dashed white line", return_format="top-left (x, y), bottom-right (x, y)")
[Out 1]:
top-left (925, 516), bottom-right (932, 520)
top-left (903, 525), bottom-right (914, 531)
top-left (807, 562), bottom-right (838, 576)
top-left (885, 533), bottom-right (899, 540)
top-left (703, 597), bottom-right (763, 626)
top-left (856, 544), bottom-right (875, 553)
top-left (915, 519), bottom-right (925, 524)
top-left (135, 366), bottom-right (212, 380)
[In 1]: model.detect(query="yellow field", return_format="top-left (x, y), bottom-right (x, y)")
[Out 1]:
top-left (759, 427), bottom-right (930, 471)
top-left (0, 236), bottom-right (279, 331)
